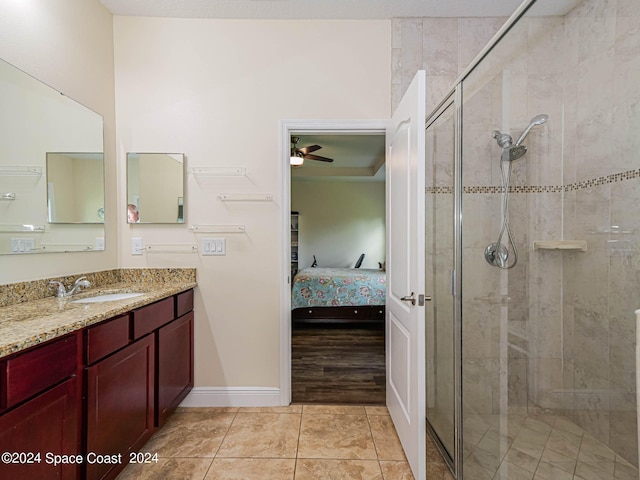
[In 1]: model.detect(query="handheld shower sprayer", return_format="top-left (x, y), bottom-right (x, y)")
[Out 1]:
top-left (491, 113), bottom-right (549, 162)
top-left (485, 113), bottom-right (549, 269)
top-left (515, 114), bottom-right (548, 147)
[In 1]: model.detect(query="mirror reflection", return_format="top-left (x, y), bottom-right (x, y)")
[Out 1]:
top-left (46, 153), bottom-right (105, 223)
top-left (127, 153), bottom-right (185, 224)
top-left (0, 57), bottom-right (105, 254)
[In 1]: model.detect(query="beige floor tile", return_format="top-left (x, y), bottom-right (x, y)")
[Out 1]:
top-left (493, 461), bottom-right (534, 480)
top-left (176, 407), bottom-right (239, 413)
top-left (381, 460), bottom-right (415, 479)
top-left (533, 461), bottom-right (574, 480)
top-left (540, 448), bottom-right (576, 474)
top-left (298, 414), bottom-right (377, 460)
top-left (303, 405), bottom-right (366, 415)
top-left (615, 461), bottom-right (640, 480)
top-left (216, 412), bottom-right (301, 458)
top-left (368, 414), bottom-right (406, 461)
top-left (575, 461), bottom-right (615, 480)
top-left (241, 405), bottom-right (303, 414)
top-left (365, 406), bottom-right (390, 416)
top-left (116, 457), bottom-right (213, 480)
top-left (545, 428), bottom-right (582, 459)
top-left (205, 458), bottom-right (296, 479)
top-left (504, 446), bottom-right (541, 473)
top-left (294, 459), bottom-right (383, 479)
top-left (141, 412), bottom-right (236, 457)
top-left (427, 460), bottom-right (457, 480)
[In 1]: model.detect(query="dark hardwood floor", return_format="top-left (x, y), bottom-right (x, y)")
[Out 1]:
top-left (291, 323), bottom-right (386, 405)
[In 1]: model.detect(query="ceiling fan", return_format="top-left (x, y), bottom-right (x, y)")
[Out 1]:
top-left (290, 136), bottom-right (334, 166)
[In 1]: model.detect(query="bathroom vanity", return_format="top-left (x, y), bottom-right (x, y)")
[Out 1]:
top-left (0, 272), bottom-right (196, 480)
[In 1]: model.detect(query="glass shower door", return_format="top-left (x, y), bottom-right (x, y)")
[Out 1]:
top-left (425, 97), bottom-right (457, 472)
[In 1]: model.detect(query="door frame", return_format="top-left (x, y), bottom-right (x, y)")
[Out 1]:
top-left (279, 119), bottom-right (389, 406)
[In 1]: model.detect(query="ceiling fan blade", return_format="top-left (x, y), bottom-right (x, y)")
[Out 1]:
top-left (303, 154), bottom-right (334, 163)
top-left (298, 145), bottom-right (322, 155)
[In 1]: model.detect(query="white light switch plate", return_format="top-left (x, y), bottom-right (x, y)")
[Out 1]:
top-left (11, 238), bottom-right (35, 253)
top-left (131, 237), bottom-right (143, 255)
top-left (202, 238), bottom-right (226, 256)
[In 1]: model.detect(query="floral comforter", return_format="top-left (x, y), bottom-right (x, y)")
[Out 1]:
top-left (291, 267), bottom-right (386, 309)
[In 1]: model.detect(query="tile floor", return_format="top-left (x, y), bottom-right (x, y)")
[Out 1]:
top-left (116, 405), bottom-right (415, 479)
top-left (462, 411), bottom-right (640, 480)
top-left (115, 405), bottom-right (640, 479)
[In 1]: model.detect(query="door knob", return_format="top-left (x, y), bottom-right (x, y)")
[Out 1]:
top-left (401, 293), bottom-right (432, 306)
top-left (401, 293), bottom-right (416, 305)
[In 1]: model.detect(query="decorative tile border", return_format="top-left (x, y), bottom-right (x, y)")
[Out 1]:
top-left (565, 168), bottom-right (640, 192)
top-left (426, 168), bottom-right (640, 194)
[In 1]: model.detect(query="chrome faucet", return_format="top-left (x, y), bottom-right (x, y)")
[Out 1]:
top-left (49, 276), bottom-right (91, 298)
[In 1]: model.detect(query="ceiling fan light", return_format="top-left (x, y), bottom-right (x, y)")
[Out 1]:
top-left (290, 155), bottom-right (304, 166)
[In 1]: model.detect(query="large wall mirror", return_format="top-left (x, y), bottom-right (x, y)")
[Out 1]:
top-left (0, 57), bottom-right (105, 254)
top-left (127, 153), bottom-right (185, 224)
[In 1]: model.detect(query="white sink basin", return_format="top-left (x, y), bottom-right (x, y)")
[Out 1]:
top-left (72, 292), bottom-right (145, 303)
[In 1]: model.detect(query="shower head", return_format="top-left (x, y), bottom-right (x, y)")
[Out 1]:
top-left (502, 145), bottom-right (527, 162)
top-left (515, 114), bottom-right (548, 146)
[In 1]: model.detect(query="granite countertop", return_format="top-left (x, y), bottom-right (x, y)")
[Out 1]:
top-left (0, 280), bottom-right (197, 359)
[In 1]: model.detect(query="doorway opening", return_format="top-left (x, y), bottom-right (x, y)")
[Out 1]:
top-left (279, 120), bottom-right (388, 406)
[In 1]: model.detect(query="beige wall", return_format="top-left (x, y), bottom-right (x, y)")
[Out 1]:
top-left (291, 180), bottom-right (386, 270)
top-left (0, 3), bottom-right (516, 404)
top-left (0, 0), bottom-right (116, 283)
top-left (113, 17), bottom-right (392, 388)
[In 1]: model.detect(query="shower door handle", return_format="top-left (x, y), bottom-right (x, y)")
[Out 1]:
top-left (401, 293), bottom-right (432, 306)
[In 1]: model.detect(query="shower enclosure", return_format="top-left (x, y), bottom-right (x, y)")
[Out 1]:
top-left (425, 0), bottom-right (640, 478)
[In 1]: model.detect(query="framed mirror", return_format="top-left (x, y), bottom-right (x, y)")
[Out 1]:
top-left (0, 57), bottom-right (105, 254)
top-left (127, 153), bottom-right (185, 224)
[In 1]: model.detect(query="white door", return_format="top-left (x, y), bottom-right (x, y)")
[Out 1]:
top-left (386, 70), bottom-right (426, 479)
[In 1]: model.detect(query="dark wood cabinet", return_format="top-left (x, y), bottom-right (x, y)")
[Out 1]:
top-left (85, 334), bottom-right (155, 480)
top-left (0, 377), bottom-right (79, 480)
top-left (157, 311), bottom-right (194, 427)
top-left (84, 314), bottom-right (130, 365)
top-left (1, 333), bottom-right (78, 411)
top-left (132, 297), bottom-right (174, 340)
top-left (0, 288), bottom-right (194, 480)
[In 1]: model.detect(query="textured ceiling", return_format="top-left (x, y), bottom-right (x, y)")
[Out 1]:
top-left (99, 0), bottom-right (578, 19)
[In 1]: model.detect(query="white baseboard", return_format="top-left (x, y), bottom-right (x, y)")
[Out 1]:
top-left (179, 387), bottom-right (282, 408)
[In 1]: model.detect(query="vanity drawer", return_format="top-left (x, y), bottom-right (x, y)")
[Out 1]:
top-left (85, 314), bottom-right (130, 365)
top-left (2, 333), bottom-right (78, 410)
top-left (176, 289), bottom-right (194, 318)
top-left (132, 297), bottom-right (174, 340)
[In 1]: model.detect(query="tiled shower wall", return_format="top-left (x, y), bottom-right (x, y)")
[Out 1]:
top-left (391, 17), bottom-right (506, 113)
top-left (559, 0), bottom-right (640, 465)
top-left (512, 0), bottom-right (640, 465)
top-left (394, 0), bottom-right (640, 468)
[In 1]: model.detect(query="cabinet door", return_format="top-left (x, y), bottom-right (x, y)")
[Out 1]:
top-left (0, 377), bottom-right (79, 480)
top-left (85, 335), bottom-right (155, 480)
top-left (157, 311), bottom-right (194, 427)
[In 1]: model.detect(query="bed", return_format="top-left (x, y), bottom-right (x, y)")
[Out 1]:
top-left (291, 267), bottom-right (386, 324)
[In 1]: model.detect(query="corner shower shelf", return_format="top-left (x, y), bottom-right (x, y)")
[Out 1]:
top-left (533, 240), bottom-right (587, 252)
